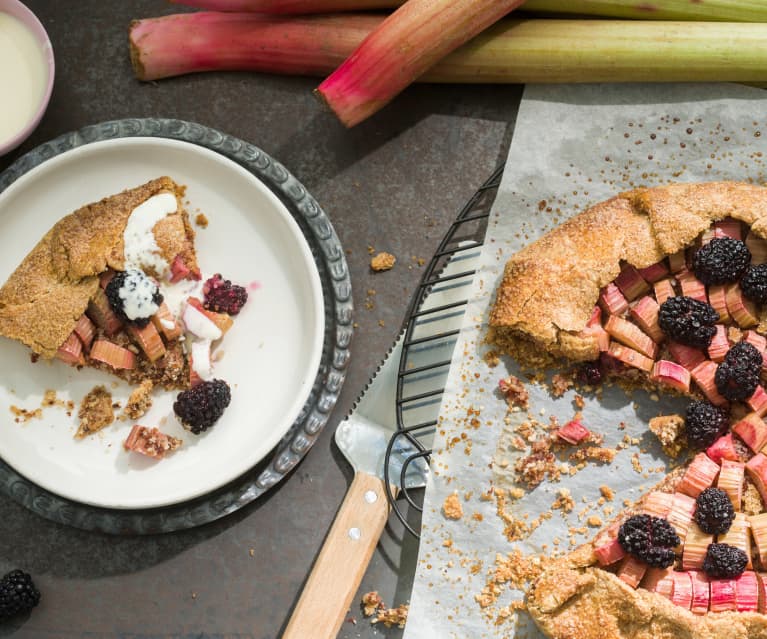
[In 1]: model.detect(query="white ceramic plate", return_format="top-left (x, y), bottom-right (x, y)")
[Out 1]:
top-left (0, 137), bottom-right (324, 509)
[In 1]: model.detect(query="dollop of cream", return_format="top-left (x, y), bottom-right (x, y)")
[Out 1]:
top-left (191, 340), bottom-right (213, 380)
top-left (117, 268), bottom-right (162, 321)
top-left (123, 192), bottom-right (177, 274)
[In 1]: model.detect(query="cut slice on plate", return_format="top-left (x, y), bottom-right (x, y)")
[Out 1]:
top-left (0, 177), bottom-right (200, 389)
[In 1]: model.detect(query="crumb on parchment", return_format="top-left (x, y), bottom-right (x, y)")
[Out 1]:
top-left (648, 413), bottom-right (685, 458)
top-left (498, 375), bottom-right (529, 410)
top-left (443, 492), bottom-right (464, 520)
top-left (370, 251), bottom-right (396, 272)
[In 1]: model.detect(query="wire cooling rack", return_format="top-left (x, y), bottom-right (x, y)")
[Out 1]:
top-left (384, 165), bottom-right (503, 538)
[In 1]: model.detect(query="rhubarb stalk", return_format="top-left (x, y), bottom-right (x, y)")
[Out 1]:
top-left (131, 15), bottom-right (767, 89)
top-left (315, 0), bottom-right (527, 126)
top-left (170, 0), bottom-right (767, 21)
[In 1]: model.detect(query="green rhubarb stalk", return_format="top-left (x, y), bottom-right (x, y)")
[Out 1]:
top-left (169, 0), bottom-right (767, 20)
top-left (316, 0), bottom-right (527, 127)
top-left (130, 14), bottom-right (767, 86)
top-left (524, 0), bottom-right (767, 21)
top-left (168, 0), bottom-right (395, 11)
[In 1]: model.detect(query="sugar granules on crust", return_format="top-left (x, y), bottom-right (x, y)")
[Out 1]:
top-left (370, 251), bottom-right (396, 272)
top-left (76, 385), bottom-right (115, 439)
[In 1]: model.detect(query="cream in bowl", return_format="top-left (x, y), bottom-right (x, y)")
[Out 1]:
top-left (0, 1), bottom-right (53, 155)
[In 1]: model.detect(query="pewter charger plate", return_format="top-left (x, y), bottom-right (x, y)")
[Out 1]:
top-left (0, 119), bottom-right (352, 533)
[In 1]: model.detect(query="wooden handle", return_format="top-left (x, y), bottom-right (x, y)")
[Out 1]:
top-left (283, 471), bottom-right (390, 639)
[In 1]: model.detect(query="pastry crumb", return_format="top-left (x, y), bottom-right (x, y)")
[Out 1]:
top-left (373, 603), bottom-right (409, 628)
top-left (194, 212), bottom-right (209, 228)
top-left (122, 380), bottom-right (154, 420)
top-left (76, 386), bottom-right (115, 438)
top-left (123, 425), bottom-right (182, 459)
top-left (361, 591), bottom-right (385, 617)
top-left (443, 492), bottom-right (464, 520)
top-left (648, 413), bottom-right (685, 458)
top-left (550, 373), bottom-right (573, 398)
top-left (599, 485), bottom-right (615, 501)
top-left (498, 375), bottom-right (529, 410)
top-left (370, 251), bottom-right (396, 271)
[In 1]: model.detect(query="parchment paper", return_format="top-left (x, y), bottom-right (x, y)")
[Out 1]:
top-left (403, 83), bottom-right (767, 639)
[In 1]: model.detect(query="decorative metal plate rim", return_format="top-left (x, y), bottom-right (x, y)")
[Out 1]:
top-left (0, 118), bottom-right (353, 534)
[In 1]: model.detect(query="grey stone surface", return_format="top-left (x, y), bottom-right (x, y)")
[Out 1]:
top-left (0, 2), bottom-right (521, 637)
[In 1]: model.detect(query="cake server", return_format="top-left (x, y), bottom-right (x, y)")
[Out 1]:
top-left (283, 246), bottom-right (481, 639)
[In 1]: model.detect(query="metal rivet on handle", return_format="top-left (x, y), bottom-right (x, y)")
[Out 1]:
top-left (348, 527), bottom-right (361, 540)
top-left (364, 490), bottom-right (378, 504)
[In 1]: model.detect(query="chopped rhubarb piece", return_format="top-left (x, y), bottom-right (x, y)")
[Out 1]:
top-left (151, 302), bottom-right (184, 341)
top-left (759, 572), bottom-right (767, 613)
top-left (735, 571), bottom-right (759, 613)
top-left (614, 264), bottom-right (650, 301)
top-left (579, 305), bottom-right (610, 351)
top-left (678, 272), bottom-right (708, 303)
top-left (670, 571), bottom-right (693, 609)
top-left (124, 425), bottom-right (182, 459)
top-left (750, 513), bottom-right (767, 569)
top-left (706, 434), bottom-right (740, 465)
top-left (556, 419), bottom-right (590, 445)
top-left (668, 250), bottom-right (686, 273)
top-left (99, 269), bottom-right (116, 290)
top-left (718, 512), bottom-right (753, 569)
top-left (667, 492), bottom-right (697, 543)
top-left (617, 555), bottom-right (647, 588)
top-left (599, 283), bottom-right (629, 316)
top-left (629, 296), bottom-right (664, 343)
top-left (55, 332), bottom-right (84, 366)
top-left (638, 261), bottom-right (669, 283)
top-left (650, 360), bottom-right (691, 393)
top-left (594, 538), bottom-right (626, 566)
top-left (642, 491), bottom-right (673, 518)
top-left (726, 283), bottom-right (759, 328)
top-left (707, 284), bottom-right (730, 323)
top-left (748, 386), bottom-right (767, 418)
top-left (73, 315), bottom-right (96, 349)
top-left (126, 322), bottom-right (167, 363)
top-left (710, 578), bottom-right (737, 612)
top-left (689, 570), bottom-right (710, 615)
top-left (744, 330), bottom-right (767, 353)
top-left (87, 288), bottom-right (122, 336)
top-left (640, 567), bottom-right (675, 600)
top-left (746, 453), bottom-right (767, 506)
top-left (683, 524), bottom-right (715, 570)
top-left (707, 325), bottom-right (730, 363)
top-left (747, 231), bottom-right (767, 265)
top-left (607, 342), bottom-right (654, 373)
top-left (733, 412), bottom-right (767, 453)
top-left (169, 254), bottom-right (192, 283)
top-left (89, 340), bottom-right (136, 370)
top-left (717, 459), bottom-right (746, 511)
top-left (677, 452), bottom-right (720, 498)
top-left (187, 296), bottom-right (234, 334)
top-left (714, 218), bottom-right (743, 240)
top-left (605, 315), bottom-right (657, 359)
top-left (653, 278), bottom-right (676, 305)
top-left (690, 360), bottom-right (729, 407)
top-left (668, 341), bottom-right (706, 371)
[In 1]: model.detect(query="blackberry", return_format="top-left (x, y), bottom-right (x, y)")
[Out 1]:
top-left (715, 342), bottom-right (763, 401)
top-left (741, 264), bottom-right (767, 304)
top-left (702, 543), bottom-right (748, 579)
top-left (617, 514), bottom-right (680, 568)
top-left (0, 570), bottom-right (40, 619)
top-left (694, 487), bottom-right (735, 534)
top-left (577, 361), bottom-right (603, 386)
top-left (202, 274), bottom-right (248, 315)
top-left (692, 237), bottom-right (751, 285)
top-left (105, 269), bottom-right (163, 327)
top-left (685, 400), bottom-right (729, 449)
top-left (173, 379), bottom-right (231, 434)
top-left (657, 296), bottom-right (718, 348)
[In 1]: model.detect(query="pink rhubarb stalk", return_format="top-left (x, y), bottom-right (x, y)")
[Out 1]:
top-left (653, 278), bottom-right (676, 305)
top-left (315, 0), bottom-right (527, 126)
top-left (707, 324), bottom-right (730, 363)
top-left (650, 360), bottom-right (691, 394)
top-left (169, 0), bottom-right (397, 10)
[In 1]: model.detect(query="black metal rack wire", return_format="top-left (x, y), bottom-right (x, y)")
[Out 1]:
top-left (384, 165), bottom-right (504, 538)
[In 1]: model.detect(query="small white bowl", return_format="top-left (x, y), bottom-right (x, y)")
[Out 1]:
top-left (0, 0), bottom-right (54, 156)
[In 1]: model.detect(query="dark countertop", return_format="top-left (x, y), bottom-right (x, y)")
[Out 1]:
top-left (0, 2), bottom-right (520, 637)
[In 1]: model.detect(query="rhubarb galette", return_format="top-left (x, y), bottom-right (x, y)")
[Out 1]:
top-left (0, 177), bottom-right (247, 441)
top-left (487, 182), bottom-right (767, 634)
